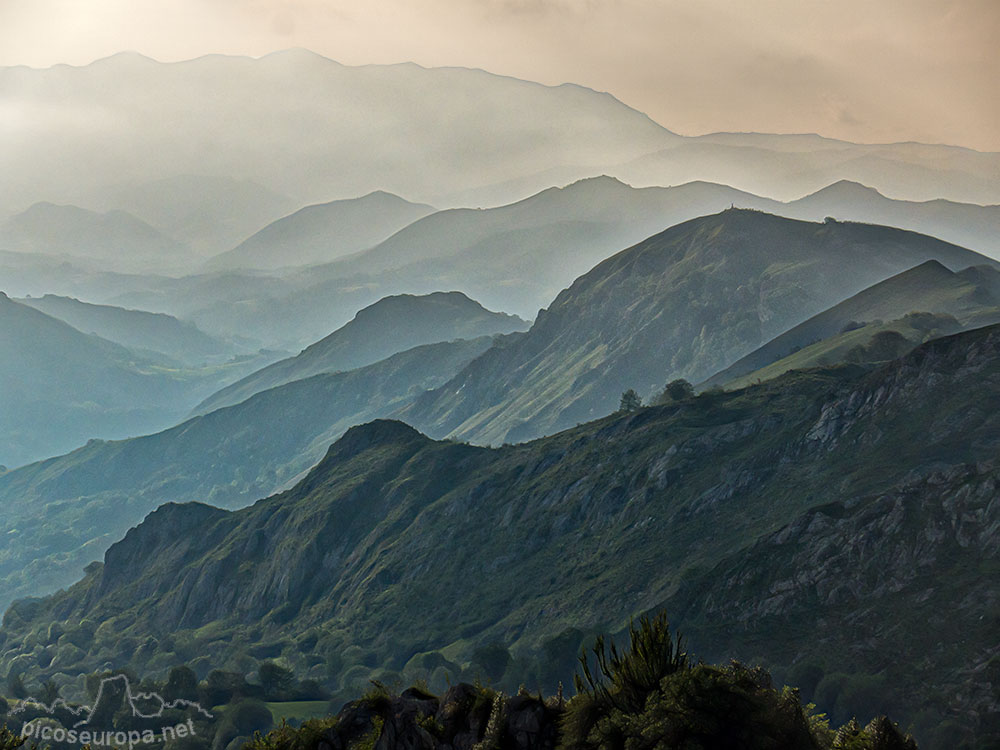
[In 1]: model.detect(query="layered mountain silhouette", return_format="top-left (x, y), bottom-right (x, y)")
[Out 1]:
top-left (6, 177), bottom-right (998, 352)
top-left (194, 291), bottom-right (527, 414)
top-left (123, 178), bottom-right (1000, 349)
top-left (0, 50), bottom-right (676, 216)
top-left (4, 324), bottom-right (998, 745)
top-left (0, 203), bottom-right (189, 273)
top-left (1, 214), bottom-right (996, 608)
top-left (207, 191), bottom-right (436, 271)
top-left (0, 292), bottom-right (243, 468)
top-left (613, 133), bottom-right (1000, 205)
top-left (296, 177), bottom-right (777, 320)
top-left (4, 51), bottom-right (998, 230)
top-left (402, 210), bottom-right (997, 445)
top-left (77, 174), bottom-right (297, 256)
top-left (17, 294), bottom-right (234, 365)
top-left (0, 333), bottom-right (497, 610)
top-left (702, 260), bottom-right (1000, 388)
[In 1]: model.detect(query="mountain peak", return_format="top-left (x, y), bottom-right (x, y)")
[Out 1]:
top-left (323, 420), bottom-right (427, 463)
top-left (89, 51), bottom-right (159, 67)
top-left (806, 180), bottom-right (885, 201)
top-left (259, 48), bottom-right (339, 66)
top-left (350, 291), bottom-right (483, 322)
top-left (905, 258), bottom-right (952, 276)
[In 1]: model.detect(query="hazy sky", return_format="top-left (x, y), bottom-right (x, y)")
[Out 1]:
top-left (1, 0), bottom-right (997, 151)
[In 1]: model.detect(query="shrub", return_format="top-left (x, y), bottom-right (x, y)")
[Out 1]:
top-left (164, 665), bottom-right (199, 702)
top-left (655, 379), bottom-right (695, 404)
top-left (243, 717), bottom-right (339, 750)
top-left (560, 613), bottom-right (916, 750)
top-left (0, 726), bottom-right (37, 750)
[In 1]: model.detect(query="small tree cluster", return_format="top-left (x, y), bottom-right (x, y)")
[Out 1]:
top-left (653, 378), bottom-right (695, 405)
top-left (561, 613), bottom-right (918, 750)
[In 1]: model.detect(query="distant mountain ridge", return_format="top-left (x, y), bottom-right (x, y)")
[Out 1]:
top-left (77, 174), bottom-right (298, 256)
top-left (207, 191), bottom-right (436, 271)
top-left (0, 50), bottom-right (676, 216)
top-left (194, 291), bottom-right (528, 413)
top-left (6, 177), bottom-right (998, 353)
top-left (403, 210), bottom-right (998, 445)
top-left (0, 202), bottom-right (190, 273)
top-left (3, 50), bottom-right (997, 229)
top-left (779, 179), bottom-right (1000, 258)
top-left (17, 294), bottom-right (234, 364)
top-left (137, 177), bottom-right (1000, 350)
top-left (702, 259), bottom-right (1000, 388)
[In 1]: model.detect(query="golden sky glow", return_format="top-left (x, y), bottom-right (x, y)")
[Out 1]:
top-left (1, 0), bottom-right (997, 150)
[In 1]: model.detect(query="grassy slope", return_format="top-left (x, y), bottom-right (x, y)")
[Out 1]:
top-left (702, 259), bottom-right (1000, 388)
top-left (403, 211), bottom-right (997, 446)
top-left (719, 312), bottom-right (967, 390)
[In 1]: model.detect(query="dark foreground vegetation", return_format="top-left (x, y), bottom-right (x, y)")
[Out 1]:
top-left (0, 616), bottom-right (918, 750)
top-left (246, 615), bottom-right (916, 750)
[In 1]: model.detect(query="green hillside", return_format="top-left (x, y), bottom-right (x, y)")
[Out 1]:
top-left (718, 312), bottom-right (964, 390)
top-left (702, 260), bottom-right (1000, 388)
top-left (5, 324), bottom-right (999, 746)
top-left (403, 210), bottom-right (997, 445)
top-left (0, 337), bottom-right (493, 612)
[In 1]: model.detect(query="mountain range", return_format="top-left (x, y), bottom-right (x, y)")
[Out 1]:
top-left (193, 292), bottom-right (528, 414)
top-left (3, 50), bottom-right (998, 237)
top-left (3, 39), bottom-right (998, 750)
top-left (2, 212), bottom-right (996, 610)
top-left (4, 177), bottom-right (998, 354)
top-left (138, 177), bottom-right (1000, 350)
top-left (0, 330), bottom-right (501, 611)
top-left (0, 292), bottom-right (270, 469)
top-left (402, 210), bottom-right (997, 445)
top-left (3, 323), bottom-right (997, 745)
top-left (76, 174), bottom-right (298, 257)
top-left (0, 50), bottom-right (673, 217)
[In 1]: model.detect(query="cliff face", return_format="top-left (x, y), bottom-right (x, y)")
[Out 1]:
top-left (669, 463), bottom-right (1000, 729)
top-left (4, 326), bottom-right (1000, 745)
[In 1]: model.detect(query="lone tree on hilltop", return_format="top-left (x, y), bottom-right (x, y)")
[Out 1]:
top-left (619, 389), bottom-right (642, 412)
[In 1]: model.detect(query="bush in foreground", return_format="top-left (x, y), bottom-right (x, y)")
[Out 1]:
top-left (242, 613), bottom-right (916, 750)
